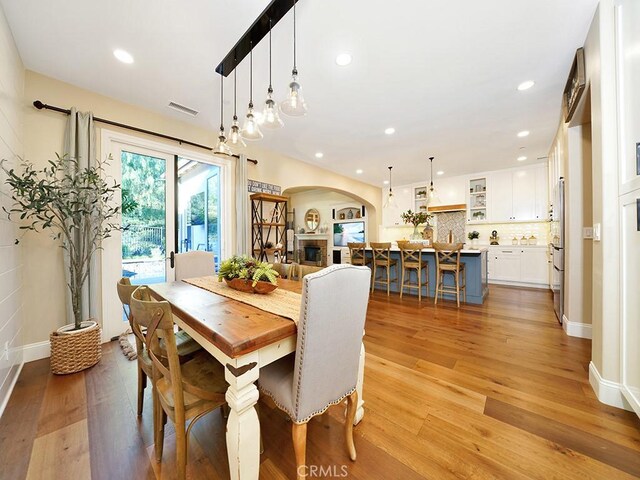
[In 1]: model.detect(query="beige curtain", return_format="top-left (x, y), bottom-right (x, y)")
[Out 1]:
top-left (235, 154), bottom-right (250, 255)
top-left (63, 108), bottom-right (99, 325)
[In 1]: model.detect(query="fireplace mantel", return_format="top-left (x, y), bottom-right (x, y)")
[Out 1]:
top-left (295, 234), bottom-right (330, 240)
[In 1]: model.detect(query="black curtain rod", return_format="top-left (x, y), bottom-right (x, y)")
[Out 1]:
top-left (32, 100), bottom-right (258, 165)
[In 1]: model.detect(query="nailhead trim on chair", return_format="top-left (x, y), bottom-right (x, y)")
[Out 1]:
top-left (261, 264), bottom-right (364, 424)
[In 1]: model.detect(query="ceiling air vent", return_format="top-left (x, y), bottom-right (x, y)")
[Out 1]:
top-left (168, 101), bottom-right (199, 117)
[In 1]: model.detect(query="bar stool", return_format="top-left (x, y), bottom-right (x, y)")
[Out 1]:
top-left (370, 242), bottom-right (398, 296)
top-left (399, 242), bottom-right (429, 301)
top-left (433, 242), bottom-right (466, 307)
top-left (348, 242), bottom-right (371, 267)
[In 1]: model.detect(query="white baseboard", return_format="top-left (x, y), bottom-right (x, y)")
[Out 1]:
top-left (22, 340), bottom-right (50, 363)
top-left (562, 314), bottom-right (592, 339)
top-left (488, 279), bottom-right (548, 289)
top-left (0, 361), bottom-right (24, 419)
top-left (589, 361), bottom-right (632, 411)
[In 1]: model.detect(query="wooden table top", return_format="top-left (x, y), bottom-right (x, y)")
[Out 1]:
top-left (149, 279), bottom-right (300, 358)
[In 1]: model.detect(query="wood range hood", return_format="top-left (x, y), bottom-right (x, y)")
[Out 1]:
top-left (427, 204), bottom-right (467, 213)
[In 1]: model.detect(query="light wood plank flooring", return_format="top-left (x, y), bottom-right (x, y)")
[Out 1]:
top-left (1, 285), bottom-right (639, 479)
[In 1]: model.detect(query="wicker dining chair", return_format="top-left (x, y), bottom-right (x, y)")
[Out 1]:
top-left (116, 278), bottom-right (201, 417)
top-left (129, 286), bottom-right (227, 480)
top-left (258, 264), bottom-right (371, 480)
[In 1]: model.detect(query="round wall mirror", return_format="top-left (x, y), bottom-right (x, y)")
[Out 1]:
top-left (305, 208), bottom-right (320, 232)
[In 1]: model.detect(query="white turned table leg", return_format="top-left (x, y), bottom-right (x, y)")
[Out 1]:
top-left (225, 358), bottom-right (261, 480)
top-left (354, 342), bottom-right (366, 425)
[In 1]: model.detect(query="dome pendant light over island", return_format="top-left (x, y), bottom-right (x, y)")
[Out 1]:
top-left (280, 0), bottom-right (307, 117)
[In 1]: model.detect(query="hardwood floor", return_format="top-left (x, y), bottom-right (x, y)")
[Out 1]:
top-left (1, 285), bottom-right (639, 479)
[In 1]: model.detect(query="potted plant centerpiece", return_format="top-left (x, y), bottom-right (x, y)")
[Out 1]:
top-left (467, 230), bottom-right (480, 249)
top-left (218, 255), bottom-right (280, 294)
top-left (1, 154), bottom-right (121, 374)
top-left (401, 210), bottom-right (433, 240)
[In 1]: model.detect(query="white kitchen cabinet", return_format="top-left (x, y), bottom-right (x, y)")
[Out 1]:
top-left (519, 248), bottom-right (550, 284)
top-left (381, 185), bottom-right (412, 227)
top-left (489, 165), bottom-right (548, 222)
top-left (491, 248), bottom-right (521, 281)
top-left (490, 171), bottom-right (514, 222)
top-left (534, 165), bottom-right (549, 220)
top-left (487, 246), bottom-right (549, 287)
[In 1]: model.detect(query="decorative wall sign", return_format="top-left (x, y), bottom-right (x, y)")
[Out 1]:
top-left (248, 179), bottom-right (281, 195)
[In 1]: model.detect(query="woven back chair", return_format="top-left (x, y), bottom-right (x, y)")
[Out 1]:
top-left (433, 242), bottom-right (466, 307)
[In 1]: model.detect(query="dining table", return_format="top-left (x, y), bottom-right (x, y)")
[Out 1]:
top-left (149, 277), bottom-right (366, 480)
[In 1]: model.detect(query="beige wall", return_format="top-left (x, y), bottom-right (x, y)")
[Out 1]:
top-left (0, 4), bottom-right (24, 412)
top-left (22, 70), bottom-right (380, 345)
top-left (583, 2), bottom-right (621, 382)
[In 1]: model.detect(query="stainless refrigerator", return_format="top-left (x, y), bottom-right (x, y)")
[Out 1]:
top-left (551, 177), bottom-right (565, 324)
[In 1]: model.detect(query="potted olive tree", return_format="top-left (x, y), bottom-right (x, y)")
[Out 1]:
top-left (1, 154), bottom-right (121, 374)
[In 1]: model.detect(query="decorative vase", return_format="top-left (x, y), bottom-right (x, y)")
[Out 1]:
top-left (471, 238), bottom-right (479, 249)
top-left (225, 278), bottom-right (278, 294)
top-left (410, 226), bottom-right (422, 240)
top-left (50, 320), bottom-right (102, 375)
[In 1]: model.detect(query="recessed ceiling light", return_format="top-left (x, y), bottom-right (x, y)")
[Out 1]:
top-left (517, 156), bottom-right (527, 161)
top-left (335, 53), bottom-right (352, 66)
top-left (517, 80), bottom-right (535, 91)
top-left (436, 170), bottom-right (444, 175)
top-left (517, 130), bottom-right (530, 138)
top-left (315, 152), bottom-right (324, 159)
top-left (113, 49), bottom-right (134, 64)
top-left (356, 169), bottom-right (363, 174)
top-left (384, 127), bottom-right (395, 135)
top-left (383, 180), bottom-right (389, 185)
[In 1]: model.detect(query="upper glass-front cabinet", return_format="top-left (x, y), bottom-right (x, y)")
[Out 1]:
top-left (467, 177), bottom-right (487, 223)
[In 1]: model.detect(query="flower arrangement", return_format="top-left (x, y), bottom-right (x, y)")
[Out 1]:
top-left (467, 231), bottom-right (480, 240)
top-left (218, 255), bottom-right (279, 287)
top-left (400, 210), bottom-right (432, 227)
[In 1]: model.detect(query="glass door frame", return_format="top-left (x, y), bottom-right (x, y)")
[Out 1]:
top-left (100, 129), bottom-right (234, 341)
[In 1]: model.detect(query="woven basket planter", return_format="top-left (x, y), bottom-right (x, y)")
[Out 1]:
top-left (50, 320), bottom-right (102, 375)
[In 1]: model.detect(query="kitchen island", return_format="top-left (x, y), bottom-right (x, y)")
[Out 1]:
top-left (364, 247), bottom-right (488, 304)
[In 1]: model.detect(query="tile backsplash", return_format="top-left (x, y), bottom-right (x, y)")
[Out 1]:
top-left (465, 222), bottom-right (550, 245)
top-left (434, 211), bottom-right (466, 243)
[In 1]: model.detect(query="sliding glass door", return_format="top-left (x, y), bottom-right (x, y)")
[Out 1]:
top-left (176, 158), bottom-right (221, 269)
top-left (100, 130), bottom-right (232, 341)
top-left (121, 149), bottom-right (175, 285)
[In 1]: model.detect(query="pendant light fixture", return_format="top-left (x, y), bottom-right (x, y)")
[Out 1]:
top-left (427, 156), bottom-right (441, 204)
top-left (241, 46), bottom-right (263, 141)
top-left (228, 66), bottom-right (246, 148)
top-left (280, 0), bottom-right (307, 117)
top-left (213, 73), bottom-right (232, 157)
top-left (383, 166), bottom-right (398, 209)
top-left (261, 20), bottom-right (284, 129)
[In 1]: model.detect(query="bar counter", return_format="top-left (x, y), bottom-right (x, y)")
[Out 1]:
top-left (364, 247), bottom-right (489, 304)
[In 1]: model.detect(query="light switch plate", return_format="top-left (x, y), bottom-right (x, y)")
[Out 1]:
top-left (583, 227), bottom-right (593, 239)
top-left (593, 223), bottom-right (601, 241)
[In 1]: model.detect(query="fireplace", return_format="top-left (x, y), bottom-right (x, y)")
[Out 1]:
top-left (295, 234), bottom-right (329, 267)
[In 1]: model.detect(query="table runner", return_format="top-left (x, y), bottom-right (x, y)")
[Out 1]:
top-left (183, 276), bottom-right (301, 324)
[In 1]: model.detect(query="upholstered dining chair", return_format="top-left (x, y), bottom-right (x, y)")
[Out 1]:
top-left (129, 286), bottom-right (227, 480)
top-left (175, 250), bottom-right (215, 281)
top-left (116, 278), bottom-right (201, 417)
top-left (258, 264), bottom-right (371, 480)
top-left (433, 242), bottom-right (466, 307)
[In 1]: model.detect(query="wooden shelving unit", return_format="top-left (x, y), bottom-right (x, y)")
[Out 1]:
top-left (250, 193), bottom-right (288, 263)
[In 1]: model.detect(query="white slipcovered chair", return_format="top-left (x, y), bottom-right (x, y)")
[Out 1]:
top-left (258, 264), bottom-right (371, 480)
top-left (175, 250), bottom-right (215, 281)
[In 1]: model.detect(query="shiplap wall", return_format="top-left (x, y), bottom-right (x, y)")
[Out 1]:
top-left (0, 4), bottom-right (24, 416)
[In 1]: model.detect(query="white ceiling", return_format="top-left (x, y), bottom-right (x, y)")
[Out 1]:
top-left (1, 0), bottom-right (598, 186)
